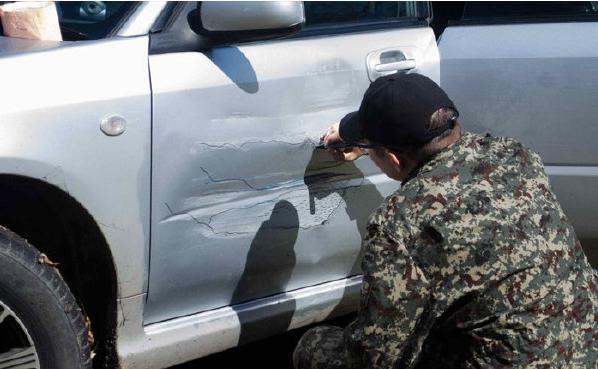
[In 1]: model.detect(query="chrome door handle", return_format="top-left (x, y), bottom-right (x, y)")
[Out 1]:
top-left (366, 48), bottom-right (418, 81)
top-left (375, 59), bottom-right (416, 73)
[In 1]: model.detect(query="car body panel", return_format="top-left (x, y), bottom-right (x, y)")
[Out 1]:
top-left (117, 276), bottom-right (361, 369)
top-left (439, 22), bottom-right (598, 266)
top-left (544, 166), bottom-right (598, 265)
top-left (0, 35), bottom-right (152, 297)
top-left (146, 26), bottom-right (439, 324)
top-left (0, 36), bottom-right (63, 56)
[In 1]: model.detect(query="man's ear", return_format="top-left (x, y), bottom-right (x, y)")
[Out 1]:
top-left (386, 150), bottom-right (402, 169)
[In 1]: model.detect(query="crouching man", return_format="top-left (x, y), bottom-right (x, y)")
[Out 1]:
top-left (294, 73), bottom-right (598, 369)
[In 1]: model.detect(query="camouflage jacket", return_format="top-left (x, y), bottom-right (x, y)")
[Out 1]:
top-left (349, 132), bottom-right (598, 369)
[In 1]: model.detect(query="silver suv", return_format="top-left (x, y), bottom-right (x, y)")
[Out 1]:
top-left (0, 2), bottom-right (596, 368)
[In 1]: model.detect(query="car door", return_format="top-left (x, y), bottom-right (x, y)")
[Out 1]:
top-left (145, 1), bottom-right (440, 324)
top-left (437, 1), bottom-right (598, 268)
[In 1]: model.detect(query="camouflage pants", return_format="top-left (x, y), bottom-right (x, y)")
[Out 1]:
top-left (293, 325), bottom-right (362, 369)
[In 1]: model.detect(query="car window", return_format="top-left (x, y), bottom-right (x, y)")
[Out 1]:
top-left (56, 1), bottom-right (138, 40)
top-left (303, 1), bottom-right (420, 27)
top-left (462, 1), bottom-right (598, 20)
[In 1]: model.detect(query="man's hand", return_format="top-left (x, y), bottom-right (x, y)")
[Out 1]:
top-left (321, 123), bottom-right (365, 161)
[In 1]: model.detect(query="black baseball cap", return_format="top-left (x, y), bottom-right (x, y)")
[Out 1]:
top-left (339, 73), bottom-right (458, 150)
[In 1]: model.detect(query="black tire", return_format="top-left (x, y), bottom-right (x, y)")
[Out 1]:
top-left (0, 226), bottom-right (91, 369)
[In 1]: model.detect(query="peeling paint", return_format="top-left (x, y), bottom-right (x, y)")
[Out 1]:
top-left (192, 138), bottom-right (318, 152)
top-left (146, 122), bottom-right (395, 323)
top-left (159, 141), bottom-right (369, 239)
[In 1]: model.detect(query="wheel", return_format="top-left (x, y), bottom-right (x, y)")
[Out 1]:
top-left (0, 226), bottom-right (91, 369)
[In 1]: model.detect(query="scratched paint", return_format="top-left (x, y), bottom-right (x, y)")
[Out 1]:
top-left (147, 131), bottom-right (391, 323)
top-left (160, 139), bottom-right (367, 238)
top-left (147, 116), bottom-right (387, 324)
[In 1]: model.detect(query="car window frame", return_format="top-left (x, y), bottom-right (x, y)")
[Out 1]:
top-left (106, 2), bottom-right (142, 37)
top-left (150, 1), bottom-right (183, 34)
top-left (448, 1), bottom-right (598, 27)
top-left (292, 1), bottom-right (430, 39)
top-left (291, 18), bottom-right (428, 39)
top-left (450, 14), bottom-right (598, 27)
top-left (148, 1), bottom-right (432, 55)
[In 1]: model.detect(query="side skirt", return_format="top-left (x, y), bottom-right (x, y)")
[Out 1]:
top-left (116, 275), bottom-right (362, 369)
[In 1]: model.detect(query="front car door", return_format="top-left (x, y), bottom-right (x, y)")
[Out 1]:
top-left (146, 1), bottom-right (439, 330)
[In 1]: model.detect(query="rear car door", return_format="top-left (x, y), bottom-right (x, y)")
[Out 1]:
top-left (438, 1), bottom-right (598, 267)
top-left (146, 1), bottom-right (440, 324)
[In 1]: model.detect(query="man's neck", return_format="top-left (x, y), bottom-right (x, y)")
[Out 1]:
top-left (399, 130), bottom-right (464, 183)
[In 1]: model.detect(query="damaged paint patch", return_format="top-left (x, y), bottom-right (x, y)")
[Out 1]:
top-left (160, 139), bottom-right (368, 238)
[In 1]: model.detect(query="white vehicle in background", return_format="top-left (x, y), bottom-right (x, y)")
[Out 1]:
top-left (0, 1), bottom-right (596, 368)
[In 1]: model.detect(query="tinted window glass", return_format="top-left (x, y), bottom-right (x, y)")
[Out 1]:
top-left (463, 1), bottom-right (598, 19)
top-left (304, 1), bottom-right (419, 27)
top-left (56, 1), bottom-right (138, 40)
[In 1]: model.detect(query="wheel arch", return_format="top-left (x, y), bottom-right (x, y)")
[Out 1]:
top-left (0, 173), bottom-right (119, 368)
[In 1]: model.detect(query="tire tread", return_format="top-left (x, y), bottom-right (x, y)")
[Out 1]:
top-left (0, 225), bottom-right (92, 368)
